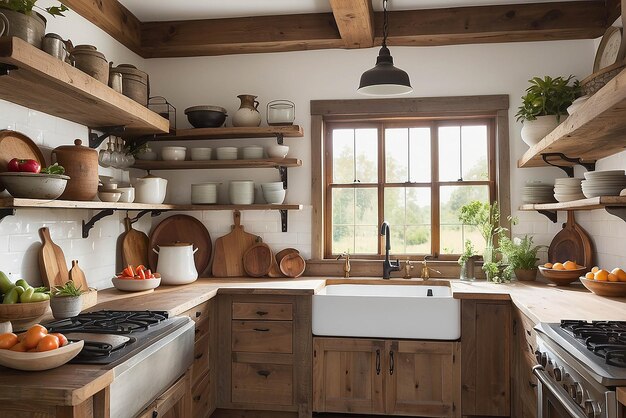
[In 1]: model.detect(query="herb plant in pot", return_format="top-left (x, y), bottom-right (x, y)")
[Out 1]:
top-left (0, 0), bottom-right (68, 48)
top-left (499, 235), bottom-right (546, 281)
top-left (515, 75), bottom-right (579, 147)
top-left (50, 280), bottom-right (83, 319)
top-left (458, 240), bottom-right (478, 282)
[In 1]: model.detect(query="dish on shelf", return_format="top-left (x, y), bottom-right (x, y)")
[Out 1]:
top-left (522, 183), bottom-right (556, 204)
top-left (190, 147), bottom-right (212, 161)
top-left (191, 182), bottom-right (220, 204)
top-left (229, 180), bottom-right (254, 205)
top-left (266, 145), bottom-right (289, 159)
top-left (579, 277), bottom-right (626, 297)
top-left (0, 130), bottom-right (46, 194)
top-left (242, 146), bottom-right (264, 160)
top-left (111, 276), bottom-right (161, 292)
top-left (0, 172), bottom-right (70, 199)
top-left (583, 170), bottom-right (625, 179)
top-left (539, 266), bottom-right (587, 286)
top-left (0, 340), bottom-right (84, 371)
top-left (0, 299), bottom-right (50, 321)
top-left (161, 146), bottom-right (187, 161)
top-left (216, 147), bottom-right (238, 160)
top-left (263, 188), bottom-right (286, 204)
top-left (97, 190), bottom-right (121, 202)
top-left (185, 106), bottom-right (227, 128)
top-left (567, 95), bottom-right (590, 115)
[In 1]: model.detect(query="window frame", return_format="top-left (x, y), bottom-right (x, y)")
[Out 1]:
top-left (310, 95), bottom-right (511, 261)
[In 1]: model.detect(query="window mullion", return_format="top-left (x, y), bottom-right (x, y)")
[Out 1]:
top-left (431, 121), bottom-right (440, 258)
top-left (378, 122), bottom-right (385, 256)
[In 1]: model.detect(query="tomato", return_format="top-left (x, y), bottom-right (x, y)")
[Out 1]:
top-left (23, 325), bottom-right (48, 350)
top-left (138, 269), bottom-right (146, 280)
top-left (37, 335), bottom-right (59, 352)
top-left (135, 265), bottom-right (146, 274)
top-left (123, 265), bottom-right (134, 278)
top-left (9, 342), bottom-right (26, 352)
top-left (0, 333), bottom-right (18, 350)
top-left (50, 333), bottom-right (68, 347)
top-left (7, 158), bottom-right (41, 173)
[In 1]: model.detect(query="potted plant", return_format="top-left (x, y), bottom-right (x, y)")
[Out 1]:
top-left (0, 1), bottom-right (68, 48)
top-left (499, 235), bottom-right (546, 281)
top-left (50, 280), bottom-right (83, 319)
top-left (515, 75), bottom-right (580, 147)
top-left (458, 240), bottom-right (478, 282)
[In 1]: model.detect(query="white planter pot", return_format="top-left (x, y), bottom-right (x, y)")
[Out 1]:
top-left (50, 295), bottom-right (83, 319)
top-left (520, 115), bottom-right (560, 147)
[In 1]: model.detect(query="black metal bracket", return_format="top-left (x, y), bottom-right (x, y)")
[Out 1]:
top-left (0, 208), bottom-right (16, 223)
top-left (541, 153), bottom-right (596, 177)
top-left (128, 209), bottom-right (165, 224)
top-left (280, 210), bottom-right (288, 232)
top-left (606, 207), bottom-right (626, 222)
top-left (82, 209), bottom-right (114, 238)
top-left (278, 166), bottom-right (288, 189)
top-left (0, 64), bottom-right (18, 76)
top-left (276, 133), bottom-right (284, 145)
top-left (537, 210), bottom-right (558, 223)
top-left (88, 126), bottom-right (126, 149)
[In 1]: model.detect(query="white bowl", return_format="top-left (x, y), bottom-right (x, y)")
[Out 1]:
top-left (230, 181), bottom-right (254, 205)
top-left (137, 148), bottom-right (158, 161)
top-left (161, 146), bottom-right (187, 161)
top-left (261, 182), bottom-right (284, 192)
top-left (111, 276), bottom-right (161, 292)
top-left (0, 173), bottom-right (69, 199)
top-left (191, 183), bottom-right (220, 204)
top-left (98, 191), bottom-right (121, 202)
top-left (266, 145), bottom-right (289, 159)
top-left (263, 188), bottom-right (286, 204)
top-left (99, 182), bottom-right (118, 191)
top-left (117, 187), bottom-right (135, 203)
top-left (584, 170), bottom-right (625, 179)
top-left (217, 147), bottom-right (238, 160)
top-left (567, 95), bottom-right (590, 115)
top-left (242, 146), bottom-right (264, 159)
top-left (0, 340), bottom-right (84, 371)
top-left (190, 147), bottom-right (212, 161)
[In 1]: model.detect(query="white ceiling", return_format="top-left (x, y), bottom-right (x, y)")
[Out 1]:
top-left (120, 0), bottom-right (589, 22)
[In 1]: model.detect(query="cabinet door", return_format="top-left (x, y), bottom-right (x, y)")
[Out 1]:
top-left (313, 337), bottom-right (385, 414)
top-left (386, 340), bottom-right (460, 418)
top-left (511, 307), bottom-right (538, 418)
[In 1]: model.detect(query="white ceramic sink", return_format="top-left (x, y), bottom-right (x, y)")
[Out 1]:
top-left (312, 284), bottom-right (460, 340)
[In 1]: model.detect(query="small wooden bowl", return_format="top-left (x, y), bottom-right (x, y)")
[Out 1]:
top-left (538, 266), bottom-right (587, 286)
top-left (580, 277), bottom-right (626, 297)
top-left (0, 340), bottom-right (84, 371)
top-left (0, 300), bottom-right (50, 322)
top-left (279, 253), bottom-right (306, 278)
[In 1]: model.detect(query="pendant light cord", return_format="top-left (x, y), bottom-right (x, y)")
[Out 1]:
top-left (382, 0), bottom-right (389, 48)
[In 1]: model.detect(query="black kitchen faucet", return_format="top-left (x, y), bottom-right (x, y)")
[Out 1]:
top-left (380, 221), bottom-right (400, 279)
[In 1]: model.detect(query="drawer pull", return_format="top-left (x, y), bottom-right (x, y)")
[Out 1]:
top-left (194, 353), bottom-right (204, 360)
top-left (526, 329), bottom-right (531, 336)
top-left (529, 381), bottom-right (538, 388)
top-left (195, 311), bottom-right (202, 318)
top-left (257, 370), bottom-right (271, 377)
top-left (256, 311), bottom-right (268, 316)
top-left (193, 395), bottom-right (201, 401)
top-left (253, 328), bottom-right (270, 332)
top-left (194, 328), bottom-right (200, 334)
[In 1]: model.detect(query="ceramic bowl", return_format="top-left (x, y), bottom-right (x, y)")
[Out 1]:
top-left (98, 191), bottom-right (121, 202)
top-left (117, 187), bottom-right (135, 203)
top-left (191, 183), bottom-right (220, 204)
top-left (261, 182), bottom-right (284, 191)
top-left (161, 146), bottom-right (187, 161)
top-left (216, 147), bottom-right (238, 160)
top-left (185, 106), bottom-right (227, 128)
top-left (263, 189), bottom-right (286, 204)
top-left (242, 146), bottom-right (264, 159)
top-left (229, 181), bottom-right (254, 205)
top-left (136, 148), bottom-right (158, 161)
top-left (0, 173), bottom-right (69, 199)
top-left (190, 147), bottom-right (212, 161)
top-left (99, 182), bottom-right (118, 191)
top-left (0, 340), bottom-right (84, 371)
top-left (112, 276), bottom-right (161, 292)
top-left (266, 145), bottom-right (289, 159)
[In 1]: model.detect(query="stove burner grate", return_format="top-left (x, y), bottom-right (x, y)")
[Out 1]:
top-left (46, 310), bottom-right (169, 335)
top-left (561, 320), bottom-right (626, 368)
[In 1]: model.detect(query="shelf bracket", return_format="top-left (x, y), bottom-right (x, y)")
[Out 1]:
top-left (82, 209), bottom-right (114, 238)
top-left (541, 153), bottom-right (596, 177)
top-left (276, 133), bottom-right (284, 145)
top-left (0, 64), bottom-right (18, 76)
top-left (0, 208), bottom-right (16, 223)
top-left (536, 210), bottom-right (558, 223)
top-left (128, 209), bottom-right (166, 224)
top-left (280, 209), bottom-right (288, 232)
top-left (88, 126), bottom-right (126, 149)
top-left (606, 207), bottom-right (626, 222)
top-left (278, 166), bottom-right (288, 189)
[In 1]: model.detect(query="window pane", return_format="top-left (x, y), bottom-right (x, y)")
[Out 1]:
top-left (438, 126), bottom-right (461, 181)
top-left (332, 129), bottom-right (355, 183)
top-left (462, 125), bottom-right (488, 180)
top-left (385, 128), bottom-right (408, 183)
top-left (355, 188), bottom-right (378, 225)
top-left (409, 128), bottom-right (431, 182)
top-left (332, 187), bottom-right (378, 254)
top-left (355, 226), bottom-right (378, 254)
top-left (406, 226), bottom-right (431, 254)
top-left (332, 188), bottom-right (354, 225)
top-left (355, 129), bottom-right (378, 183)
top-left (439, 185), bottom-right (489, 254)
top-left (332, 225), bottom-right (354, 255)
top-left (384, 187), bottom-right (431, 255)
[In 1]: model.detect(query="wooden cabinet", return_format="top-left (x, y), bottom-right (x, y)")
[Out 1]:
top-left (217, 294), bottom-right (312, 417)
top-left (313, 337), bottom-right (460, 417)
top-left (511, 307), bottom-right (539, 418)
top-left (461, 300), bottom-right (511, 417)
top-left (136, 371), bottom-right (192, 418)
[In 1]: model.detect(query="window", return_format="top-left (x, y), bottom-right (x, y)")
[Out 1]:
top-left (310, 96), bottom-right (510, 261)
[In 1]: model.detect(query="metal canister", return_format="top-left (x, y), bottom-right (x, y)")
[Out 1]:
top-left (109, 63), bottom-right (149, 106)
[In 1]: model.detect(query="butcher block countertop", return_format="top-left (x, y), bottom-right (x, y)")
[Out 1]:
top-left (0, 277), bottom-right (624, 406)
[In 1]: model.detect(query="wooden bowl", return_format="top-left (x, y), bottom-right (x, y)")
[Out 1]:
top-left (0, 300), bottom-right (50, 322)
top-left (111, 277), bottom-right (161, 292)
top-left (0, 340), bottom-right (84, 371)
top-left (580, 277), bottom-right (626, 297)
top-left (538, 266), bottom-right (587, 286)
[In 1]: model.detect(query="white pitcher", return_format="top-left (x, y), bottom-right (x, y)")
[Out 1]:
top-left (153, 243), bottom-right (198, 285)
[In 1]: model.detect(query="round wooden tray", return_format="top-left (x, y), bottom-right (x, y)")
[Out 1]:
top-left (0, 130), bottom-right (46, 193)
top-left (538, 266), bottom-right (587, 286)
top-left (0, 340), bottom-right (84, 371)
top-left (0, 300), bottom-right (50, 322)
top-left (580, 277), bottom-right (626, 297)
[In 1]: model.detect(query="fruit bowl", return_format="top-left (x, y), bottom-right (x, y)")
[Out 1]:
top-left (0, 173), bottom-right (69, 199)
top-left (0, 340), bottom-right (84, 371)
top-left (539, 266), bottom-right (587, 286)
top-left (580, 277), bottom-right (626, 297)
top-left (0, 300), bottom-right (50, 322)
top-left (111, 276), bottom-right (161, 292)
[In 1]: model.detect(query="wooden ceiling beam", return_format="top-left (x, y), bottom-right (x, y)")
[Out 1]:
top-left (329, 0), bottom-right (375, 48)
top-left (605, 0), bottom-right (622, 25)
top-left (60, 0), bottom-right (142, 55)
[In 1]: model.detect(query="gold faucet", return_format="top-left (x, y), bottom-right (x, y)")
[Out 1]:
top-left (404, 259), bottom-right (414, 279)
top-left (337, 252), bottom-right (351, 278)
top-left (421, 255), bottom-right (441, 280)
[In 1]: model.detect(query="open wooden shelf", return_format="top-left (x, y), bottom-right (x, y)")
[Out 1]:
top-left (518, 68), bottom-right (626, 168)
top-left (132, 158), bottom-right (302, 171)
top-left (0, 37), bottom-right (169, 135)
top-left (519, 196), bottom-right (626, 223)
top-left (136, 125), bottom-right (304, 142)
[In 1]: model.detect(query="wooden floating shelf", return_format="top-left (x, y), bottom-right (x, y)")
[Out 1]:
top-left (132, 158), bottom-right (302, 171)
top-left (137, 125), bottom-right (304, 141)
top-left (519, 196), bottom-right (626, 212)
top-left (518, 67), bottom-right (626, 168)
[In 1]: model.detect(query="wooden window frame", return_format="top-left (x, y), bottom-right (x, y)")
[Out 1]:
top-left (310, 95), bottom-right (510, 261)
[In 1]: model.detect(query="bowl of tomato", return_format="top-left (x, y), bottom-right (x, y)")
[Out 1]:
top-left (112, 265), bottom-right (161, 292)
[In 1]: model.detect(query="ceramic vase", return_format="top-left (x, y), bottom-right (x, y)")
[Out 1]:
top-left (50, 295), bottom-right (83, 319)
top-left (233, 94), bottom-right (261, 127)
top-left (520, 115), bottom-right (560, 147)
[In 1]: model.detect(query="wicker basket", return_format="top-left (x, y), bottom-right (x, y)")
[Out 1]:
top-left (581, 61), bottom-right (626, 96)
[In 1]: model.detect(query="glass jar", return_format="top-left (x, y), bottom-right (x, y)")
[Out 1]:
top-left (267, 100), bottom-right (295, 126)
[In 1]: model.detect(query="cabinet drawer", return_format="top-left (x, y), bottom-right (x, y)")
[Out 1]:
top-left (180, 300), bottom-right (211, 324)
top-left (232, 302), bottom-right (293, 320)
top-left (231, 321), bottom-right (293, 353)
top-left (192, 333), bottom-right (210, 386)
top-left (192, 371), bottom-right (211, 418)
top-left (193, 315), bottom-right (210, 342)
top-left (232, 361), bottom-right (293, 406)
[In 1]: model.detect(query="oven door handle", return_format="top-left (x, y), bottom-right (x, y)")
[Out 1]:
top-left (533, 365), bottom-right (587, 418)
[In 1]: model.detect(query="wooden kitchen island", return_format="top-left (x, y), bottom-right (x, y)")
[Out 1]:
top-left (0, 277), bottom-right (624, 418)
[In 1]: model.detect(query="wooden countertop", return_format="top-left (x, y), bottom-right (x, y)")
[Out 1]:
top-left (0, 276), bottom-right (624, 406)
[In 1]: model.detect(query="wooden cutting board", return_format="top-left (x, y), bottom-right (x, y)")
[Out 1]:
top-left (548, 211), bottom-right (593, 269)
top-left (243, 243), bottom-right (273, 277)
top-left (69, 260), bottom-right (89, 291)
top-left (38, 227), bottom-right (69, 289)
top-left (121, 216), bottom-right (149, 269)
top-left (212, 211), bottom-right (260, 277)
top-left (279, 252), bottom-right (306, 278)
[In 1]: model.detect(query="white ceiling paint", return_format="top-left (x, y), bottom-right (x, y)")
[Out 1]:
top-left (120, 0), bottom-right (588, 22)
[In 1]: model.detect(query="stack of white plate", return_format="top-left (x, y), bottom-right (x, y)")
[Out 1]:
top-left (216, 147), bottom-right (238, 160)
top-left (229, 180), bottom-right (254, 205)
top-left (582, 170), bottom-right (626, 198)
top-left (191, 183), bottom-right (220, 204)
top-left (553, 177), bottom-right (584, 202)
top-left (522, 182), bottom-right (556, 204)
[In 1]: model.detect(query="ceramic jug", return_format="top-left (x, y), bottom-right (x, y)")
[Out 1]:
top-left (233, 94), bottom-right (261, 127)
top-left (153, 243), bottom-right (198, 285)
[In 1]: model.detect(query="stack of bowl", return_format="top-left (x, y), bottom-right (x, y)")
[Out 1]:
top-left (243, 146), bottom-right (264, 159)
top-left (582, 170), bottom-right (626, 198)
top-left (230, 181), bottom-right (254, 205)
top-left (522, 182), bottom-right (555, 204)
top-left (553, 178), bottom-right (584, 202)
top-left (216, 147), bottom-right (238, 160)
top-left (191, 183), bottom-right (220, 204)
top-left (261, 182), bottom-right (286, 204)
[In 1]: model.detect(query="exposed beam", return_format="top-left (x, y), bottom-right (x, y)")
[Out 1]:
top-left (605, 0), bottom-right (622, 25)
top-left (329, 0), bottom-right (375, 48)
top-left (61, 0), bottom-right (142, 55)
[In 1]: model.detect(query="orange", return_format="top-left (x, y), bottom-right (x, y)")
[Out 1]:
top-left (544, 262), bottom-right (554, 269)
top-left (585, 272), bottom-right (594, 279)
top-left (22, 325), bottom-right (48, 350)
top-left (563, 261), bottom-right (578, 270)
top-left (611, 268), bottom-right (626, 281)
top-left (0, 333), bottom-right (18, 350)
top-left (36, 335), bottom-right (60, 352)
top-left (608, 273), bottom-right (619, 282)
top-left (552, 262), bottom-right (565, 271)
top-left (591, 266), bottom-right (600, 273)
top-left (594, 269), bottom-right (610, 281)
top-left (9, 342), bottom-right (27, 352)
top-left (50, 333), bottom-right (68, 347)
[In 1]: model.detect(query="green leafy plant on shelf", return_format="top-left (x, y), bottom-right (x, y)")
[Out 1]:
top-left (51, 280), bottom-right (83, 298)
top-left (499, 234), bottom-right (547, 278)
top-left (515, 75), bottom-right (580, 123)
top-left (0, 0), bottom-right (68, 17)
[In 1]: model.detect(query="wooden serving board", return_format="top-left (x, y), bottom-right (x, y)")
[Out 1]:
top-left (0, 130), bottom-right (46, 192)
top-left (212, 211), bottom-right (260, 277)
top-left (38, 227), bottom-right (69, 289)
top-left (243, 243), bottom-right (273, 277)
top-left (121, 216), bottom-right (149, 269)
top-left (68, 260), bottom-right (89, 291)
top-left (279, 252), bottom-right (306, 278)
top-left (548, 211), bottom-right (593, 269)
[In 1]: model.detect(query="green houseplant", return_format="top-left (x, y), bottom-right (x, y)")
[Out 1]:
top-left (515, 75), bottom-right (580, 147)
top-left (0, 0), bottom-right (68, 49)
top-left (458, 240), bottom-right (478, 282)
top-left (499, 235), bottom-right (546, 281)
top-left (50, 280), bottom-right (83, 319)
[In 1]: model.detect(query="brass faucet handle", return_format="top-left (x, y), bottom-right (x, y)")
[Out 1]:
top-left (404, 259), bottom-right (414, 279)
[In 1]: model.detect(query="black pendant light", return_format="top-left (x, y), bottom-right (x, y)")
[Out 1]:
top-left (358, 0), bottom-right (412, 96)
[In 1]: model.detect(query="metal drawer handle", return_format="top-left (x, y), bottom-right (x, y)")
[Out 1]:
top-left (389, 350), bottom-right (394, 375)
top-left (532, 366), bottom-right (587, 418)
top-left (256, 311), bottom-right (268, 316)
top-left (257, 370), bottom-right (271, 377)
top-left (195, 311), bottom-right (202, 318)
top-left (194, 352), bottom-right (203, 360)
top-left (253, 328), bottom-right (270, 332)
top-left (375, 349), bottom-right (381, 375)
top-left (529, 381), bottom-right (537, 388)
top-left (152, 412), bottom-right (158, 418)
top-left (193, 395), bottom-right (201, 401)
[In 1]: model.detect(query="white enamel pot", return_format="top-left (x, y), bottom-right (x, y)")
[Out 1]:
top-left (153, 243), bottom-right (198, 285)
top-left (133, 174), bottom-right (167, 204)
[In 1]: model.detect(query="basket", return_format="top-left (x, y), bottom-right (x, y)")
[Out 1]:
top-left (580, 62), bottom-right (626, 96)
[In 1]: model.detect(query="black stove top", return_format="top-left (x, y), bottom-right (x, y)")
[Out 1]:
top-left (560, 320), bottom-right (626, 368)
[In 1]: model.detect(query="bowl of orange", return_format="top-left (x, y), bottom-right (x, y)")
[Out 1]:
top-left (538, 261), bottom-right (587, 286)
top-left (580, 267), bottom-right (626, 297)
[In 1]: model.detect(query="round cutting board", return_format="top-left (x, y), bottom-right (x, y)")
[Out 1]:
top-left (0, 130), bottom-right (46, 193)
top-left (149, 215), bottom-right (212, 276)
top-left (548, 211), bottom-right (593, 269)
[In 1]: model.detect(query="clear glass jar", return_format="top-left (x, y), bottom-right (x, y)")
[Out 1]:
top-left (267, 100), bottom-right (295, 126)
